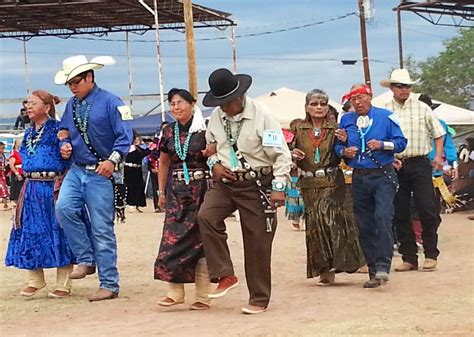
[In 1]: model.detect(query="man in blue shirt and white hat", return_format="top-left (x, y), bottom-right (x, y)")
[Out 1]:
top-left (55, 55), bottom-right (133, 301)
top-left (336, 83), bottom-right (407, 288)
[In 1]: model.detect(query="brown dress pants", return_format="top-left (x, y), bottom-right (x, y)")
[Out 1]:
top-left (197, 176), bottom-right (277, 308)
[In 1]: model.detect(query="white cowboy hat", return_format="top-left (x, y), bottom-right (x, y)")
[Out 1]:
top-left (379, 68), bottom-right (419, 88)
top-left (54, 55), bottom-right (115, 85)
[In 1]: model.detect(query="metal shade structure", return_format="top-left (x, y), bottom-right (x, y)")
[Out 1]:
top-left (0, 0), bottom-right (236, 124)
top-left (394, 1), bottom-right (473, 68)
top-left (0, 0), bottom-right (235, 39)
top-left (395, 1), bottom-right (474, 27)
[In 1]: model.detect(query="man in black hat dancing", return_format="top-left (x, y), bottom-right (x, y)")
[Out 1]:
top-left (197, 68), bottom-right (292, 314)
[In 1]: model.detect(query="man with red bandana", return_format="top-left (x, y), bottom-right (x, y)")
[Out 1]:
top-left (336, 84), bottom-right (407, 288)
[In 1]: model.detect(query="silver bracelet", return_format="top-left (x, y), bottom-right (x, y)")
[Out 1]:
top-left (108, 151), bottom-right (122, 165)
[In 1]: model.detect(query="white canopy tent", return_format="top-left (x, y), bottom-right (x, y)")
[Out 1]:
top-left (372, 91), bottom-right (474, 126)
top-left (255, 88), bottom-right (343, 128)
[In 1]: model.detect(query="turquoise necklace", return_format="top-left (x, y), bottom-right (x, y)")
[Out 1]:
top-left (224, 118), bottom-right (244, 171)
top-left (174, 122), bottom-right (193, 184)
top-left (25, 120), bottom-right (48, 156)
top-left (73, 98), bottom-right (93, 144)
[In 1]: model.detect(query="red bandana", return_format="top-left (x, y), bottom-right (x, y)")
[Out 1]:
top-left (341, 85), bottom-right (372, 103)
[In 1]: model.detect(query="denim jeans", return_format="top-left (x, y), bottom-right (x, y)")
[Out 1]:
top-left (56, 164), bottom-right (119, 293)
top-left (352, 168), bottom-right (398, 277)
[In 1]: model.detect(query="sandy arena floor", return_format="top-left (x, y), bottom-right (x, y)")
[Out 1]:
top-left (0, 203), bottom-right (473, 336)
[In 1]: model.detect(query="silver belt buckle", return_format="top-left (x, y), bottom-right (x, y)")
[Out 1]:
top-left (305, 171), bottom-right (313, 178)
top-left (85, 164), bottom-right (96, 170)
top-left (315, 169), bottom-right (325, 178)
top-left (193, 171), bottom-right (204, 180)
top-left (261, 167), bottom-right (272, 175)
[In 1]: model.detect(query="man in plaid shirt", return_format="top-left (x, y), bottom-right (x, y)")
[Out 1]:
top-left (380, 69), bottom-right (446, 272)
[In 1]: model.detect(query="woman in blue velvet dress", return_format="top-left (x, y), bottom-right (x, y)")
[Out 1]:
top-left (5, 90), bottom-right (74, 298)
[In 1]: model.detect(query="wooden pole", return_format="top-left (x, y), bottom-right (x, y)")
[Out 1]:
top-left (231, 26), bottom-right (237, 73)
top-left (358, 0), bottom-right (372, 88)
top-left (397, 9), bottom-right (404, 69)
top-left (183, 0), bottom-right (198, 99)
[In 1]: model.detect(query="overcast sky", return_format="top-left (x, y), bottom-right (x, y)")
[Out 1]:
top-left (0, 0), bottom-right (461, 117)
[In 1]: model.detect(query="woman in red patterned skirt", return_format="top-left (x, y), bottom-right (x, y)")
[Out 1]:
top-left (0, 142), bottom-right (11, 210)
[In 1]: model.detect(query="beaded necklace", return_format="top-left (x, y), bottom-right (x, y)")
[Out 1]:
top-left (73, 98), bottom-right (93, 144)
top-left (25, 120), bottom-right (48, 156)
top-left (174, 122), bottom-right (193, 185)
top-left (224, 118), bottom-right (244, 171)
top-left (308, 127), bottom-right (326, 164)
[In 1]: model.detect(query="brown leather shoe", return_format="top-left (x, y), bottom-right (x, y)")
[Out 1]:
top-left (88, 288), bottom-right (118, 302)
top-left (208, 275), bottom-right (239, 299)
top-left (394, 262), bottom-right (418, 272)
top-left (69, 265), bottom-right (96, 279)
top-left (422, 258), bottom-right (437, 271)
top-left (242, 304), bottom-right (267, 315)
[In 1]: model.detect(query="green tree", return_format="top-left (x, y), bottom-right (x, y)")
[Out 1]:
top-left (416, 29), bottom-right (474, 109)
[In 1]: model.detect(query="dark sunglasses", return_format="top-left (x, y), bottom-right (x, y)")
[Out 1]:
top-left (392, 83), bottom-right (412, 89)
top-left (309, 102), bottom-right (328, 107)
top-left (66, 73), bottom-right (87, 86)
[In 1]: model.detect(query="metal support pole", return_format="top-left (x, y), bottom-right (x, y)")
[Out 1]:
top-left (231, 26), bottom-right (237, 73)
top-left (138, 0), bottom-right (166, 122)
top-left (358, 0), bottom-right (372, 89)
top-left (152, 0), bottom-right (166, 122)
top-left (183, 0), bottom-right (198, 99)
top-left (125, 31), bottom-right (134, 111)
top-left (23, 39), bottom-right (30, 96)
top-left (397, 9), bottom-right (404, 69)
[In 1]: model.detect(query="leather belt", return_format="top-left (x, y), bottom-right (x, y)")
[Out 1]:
top-left (25, 171), bottom-right (61, 179)
top-left (172, 169), bottom-right (210, 182)
top-left (353, 164), bottom-right (393, 175)
top-left (400, 155), bottom-right (428, 163)
top-left (300, 167), bottom-right (339, 178)
top-left (124, 163), bottom-right (141, 168)
top-left (77, 163), bottom-right (120, 171)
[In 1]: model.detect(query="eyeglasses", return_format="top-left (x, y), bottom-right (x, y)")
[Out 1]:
top-left (66, 75), bottom-right (86, 87)
top-left (392, 83), bottom-right (412, 89)
top-left (308, 102), bottom-right (328, 107)
top-left (25, 101), bottom-right (41, 107)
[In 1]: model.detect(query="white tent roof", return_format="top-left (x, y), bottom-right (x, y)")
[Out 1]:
top-left (372, 91), bottom-right (474, 125)
top-left (255, 87), bottom-right (343, 128)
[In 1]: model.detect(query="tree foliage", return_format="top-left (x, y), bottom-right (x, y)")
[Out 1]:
top-left (401, 29), bottom-right (473, 109)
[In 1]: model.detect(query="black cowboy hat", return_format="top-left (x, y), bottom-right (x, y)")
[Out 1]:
top-left (202, 68), bottom-right (252, 107)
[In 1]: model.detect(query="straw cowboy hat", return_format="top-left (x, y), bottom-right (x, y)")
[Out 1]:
top-left (54, 55), bottom-right (115, 85)
top-left (203, 68), bottom-right (252, 107)
top-left (379, 68), bottom-right (419, 88)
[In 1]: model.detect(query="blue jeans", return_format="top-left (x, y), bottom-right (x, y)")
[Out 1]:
top-left (56, 164), bottom-right (119, 293)
top-left (352, 168), bottom-right (398, 277)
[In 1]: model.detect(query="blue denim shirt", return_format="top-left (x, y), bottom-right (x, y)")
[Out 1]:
top-left (336, 106), bottom-right (407, 169)
top-left (60, 85), bottom-right (133, 165)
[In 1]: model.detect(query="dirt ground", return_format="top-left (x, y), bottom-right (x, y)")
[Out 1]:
top-left (0, 203), bottom-right (473, 337)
